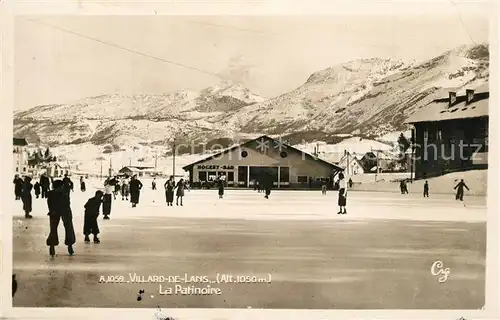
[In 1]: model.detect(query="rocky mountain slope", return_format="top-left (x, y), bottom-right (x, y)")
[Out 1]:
top-left (14, 44), bottom-right (489, 149)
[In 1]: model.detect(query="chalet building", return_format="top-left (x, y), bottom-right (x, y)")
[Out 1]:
top-left (13, 138), bottom-right (28, 174)
top-left (182, 135), bottom-right (344, 188)
top-left (360, 150), bottom-right (399, 172)
top-left (338, 152), bottom-right (365, 175)
top-left (407, 83), bottom-right (488, 179)
top-left (118, 166), bottom-right (156, 177)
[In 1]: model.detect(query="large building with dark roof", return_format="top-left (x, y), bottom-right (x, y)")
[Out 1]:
top-left (407, 83), bottom-right (488, 179)
top-left (13, 138), bottom-right (29, 174)
top-left (182, 135), bottom-right (343, 189)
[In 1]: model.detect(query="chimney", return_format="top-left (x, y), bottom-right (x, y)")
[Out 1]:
top-left (466, 89), bottom-right (474, 104)
top-left (449, 92), bottom-right (457, 107)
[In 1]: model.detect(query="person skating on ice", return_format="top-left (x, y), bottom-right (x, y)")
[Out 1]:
top-left (21, 176), bottom-right (33, 219)
top-left (175, 178), bottom-right (185, 206)
top-left (217, 176), bottom-right (225, 199)
top-left (164, 176), bottom-right (175, 206)
top-left (337, 172), bottom-right (347, 214)
top-left (454, 179), bottom-right (470, 201)
top-left (83, 190), bottom-right (104, 244)
top-left (34, 181), bottom-right (41, 199)
top-left (423, 181), bottom-right (429, 198)
top-left (80, 176), bottom-right (86, 192)
top-left (62, 174), bottom-right (74, 195)
top-left (129, 175), bottom-right (143, 208)
top-left (46, 180), bottom-right (76, 257)
top-left (103, 178), bottom-right (113, 219)
top-left (121, 176), bottom-right (129, 200)
top-left (321, 180), bottom-right (327, 195)
top-left (40, 173), bottom-right (50, 199)
top-left (13, 174), bottom-right (23, 200)
top-left (152, 178), bottom-right (157, 190)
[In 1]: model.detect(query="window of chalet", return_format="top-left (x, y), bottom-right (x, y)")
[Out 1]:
top-left (297, 176), bottom-right (308, 183)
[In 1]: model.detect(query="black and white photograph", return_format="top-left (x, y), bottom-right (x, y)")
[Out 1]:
top-left (3, 0), bottom-right (498, 318)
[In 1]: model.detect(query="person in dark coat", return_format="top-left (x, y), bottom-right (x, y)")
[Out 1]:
top-left (164, 176), bottom-right (175, 206)
top-left (62, 174), bottom-right (74, 196)
top-left (12, 274), bottom-right (17, 298)
top-left (423, 181), bottom-right (429, 198)
top-left (129, 175), bottom-right (143, 208)
top-left (80, 176), bottom-right (86, 192)
top-left (454, 179), bottom-right (470, 201)
top-left (83, 190), bottom-right (103, 244)
top-left (34, 181), bottom-right (41, 199)
top-left (337, 172), bottom-right (347, 214)
top-left (348, 178), bottom-right (353, 188)
top-left (217, 177), bottom-right (225, 199)
top-left (13, 174), bottom-right (23, 200)
top-left (175, 178), bottom-right (185, 206)
top-left (46, 179), bottom-right (76, 257)
top-left (263, 174), bottom-right (272, 199)
top-left (321, 180), bottom-right (327, 195)
top-left (152, 178), bottom-right (157, 190)
top-left (21, 176), bottom-right (33, 219)
top-left (40, 173), bottom-right (50, 198)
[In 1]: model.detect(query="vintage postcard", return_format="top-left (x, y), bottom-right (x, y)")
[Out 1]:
top-left (1, 0), bottom-right (499, 319)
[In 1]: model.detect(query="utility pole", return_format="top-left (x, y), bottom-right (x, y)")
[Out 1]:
top-left (100, 160), bottom-right (103, 179)
top-left (172, 140), bottom-right (176, 181)
top-left (347, 151), bottom-right (350, 176)
top-left (109, 157), bottom-right (112, 177)
top-left (375, 149), bottom-right (380, 182)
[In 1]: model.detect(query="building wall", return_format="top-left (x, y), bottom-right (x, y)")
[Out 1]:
top-left (338, 156), bottom-right (365, 175)
top-left (413, 117), bottom-right (488, 179)
top-left (13, 146), bottom-right (28, 174)
top-left (190, 142), bottom-right (338, 187)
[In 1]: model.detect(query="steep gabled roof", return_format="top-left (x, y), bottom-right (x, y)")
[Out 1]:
top-left (407, 83), bottom-right (489, 124)
top-left (182, 135), bottom-right (343, 171)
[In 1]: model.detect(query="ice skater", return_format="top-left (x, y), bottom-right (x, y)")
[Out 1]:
top-left (103, 179), bottom-right (113, 219)
top-left (62, 174), bottom-right (74, 195)
top-left (152, 178), bottom-right (157, 190)
top-left (423, 181), bottom-right (429, 198)
top-left (263, 174), bottom-right (272, 199)
top-left (321, 180), bottom-right (327, 195)
top-left (13, 174), bottom-right (23, 200)
top-left (164, 176), bottom-right (175, 206)
top-left (121, 176), bottom-right (129, 200)
top-left (80, 176), bottom-right (86, 192)
top-left (40, 173), bottom-right (50, 198)
top-left (34, 181), bottom-right (41, 199)
top-left (217, 176), bottom-right (225, 199)
top-left (454, 179), bottom-right (470, 201)
top-left (129, 175), bottom-right (143, 208)
top-left (337, 172), bottom-right (347, 214)
top-left (175, 178), bottom-right (185, 206)
top-left (21, 176), bottom-right (33, 219)
top-left (46, 179), bottom-right (76, 257)
top-left (83, 190), bottom-right (103, 244)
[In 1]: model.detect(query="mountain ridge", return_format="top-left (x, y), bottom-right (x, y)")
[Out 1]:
top-left (14, 43), bottom-right (489, 148)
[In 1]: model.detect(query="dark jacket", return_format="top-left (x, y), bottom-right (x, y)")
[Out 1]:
top-left (84, 197), bottom-right (102, 215)
top-left (47, 188), bottom-right (72, 217)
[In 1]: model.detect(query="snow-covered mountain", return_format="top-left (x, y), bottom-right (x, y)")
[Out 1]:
top-left (14, 44), bottom-right (489, 150)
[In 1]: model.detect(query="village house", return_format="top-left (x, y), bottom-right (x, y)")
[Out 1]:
top-left (13, 138), bottom-right (29, 175)
top-left (407, 83), bottom-right (488, 179)
top-left (337, 151), bottom-right (365, 175)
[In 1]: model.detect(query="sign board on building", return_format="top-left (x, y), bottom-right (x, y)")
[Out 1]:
top-left (197, 165), bottom-right (235, 170)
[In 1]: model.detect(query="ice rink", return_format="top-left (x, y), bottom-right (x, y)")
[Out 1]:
top-left (12, 185), bottom-right (486, 309)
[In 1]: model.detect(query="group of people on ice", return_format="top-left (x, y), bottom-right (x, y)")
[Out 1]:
top-left (398, 178), bottom-right (470, 200)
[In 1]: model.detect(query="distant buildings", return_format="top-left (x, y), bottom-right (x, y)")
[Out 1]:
top-left (118, 165), bottom-right (156, 177)
top-left (337, 152), bottom-right (365, 175)
top-left (13, 138), bottom-right (28, 175)
top-left (407, 83), bottom-right (488, 179)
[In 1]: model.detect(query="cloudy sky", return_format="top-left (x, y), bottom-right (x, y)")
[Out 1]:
top-left (14, 1), bottom-right (489, 110)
